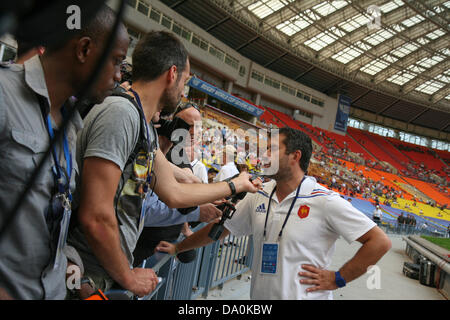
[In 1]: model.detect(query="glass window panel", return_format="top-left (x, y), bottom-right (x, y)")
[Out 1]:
top-left (150, 8), bottom-right (161, 22)
top-left (126, 0), bottom-right (137, 9)
top-left (172, 23), bottom-right (182, 36)
top-left (200, 40), bottom-right (208, 51)
top-left (137, 1), bottom-right (149, 16)
top-left (161, 15), bottom-right (172, 29)
top-left (181, 29), bottom-right (191, 41)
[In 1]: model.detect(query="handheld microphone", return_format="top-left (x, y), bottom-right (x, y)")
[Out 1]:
top-left (176, 249), bottom-right (197, 263)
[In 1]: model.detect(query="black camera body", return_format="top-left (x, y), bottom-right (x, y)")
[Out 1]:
top-left (208, 174), bottom-right (259, 241)
top-left (156, 117), bottom-right (191, 140)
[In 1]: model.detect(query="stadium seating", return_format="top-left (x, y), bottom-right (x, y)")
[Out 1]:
top-left (387, 137), bottom-right (447, 178)
top-left (401, 176), bottom-right (450, 207)
top-left (197, 97), bottom-right (449, 219)
top-left (363, 132), bottom-right (411, 172)
top-left (346, 128), bottom-right (407, 171)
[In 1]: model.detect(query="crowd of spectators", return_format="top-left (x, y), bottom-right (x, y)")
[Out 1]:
top-left (198, 115), bottom-right (448, 216)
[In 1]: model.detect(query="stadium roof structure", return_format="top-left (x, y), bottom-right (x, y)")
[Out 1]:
top-left (160, 0), bottom-right (450, 133)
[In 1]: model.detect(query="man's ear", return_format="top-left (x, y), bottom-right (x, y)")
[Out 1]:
top-left (293, 150), bottom-right (302, 164)
top-left (167, 65), bottom-right (178, 86)
top-left (75, 37), bottom-right (93, 63)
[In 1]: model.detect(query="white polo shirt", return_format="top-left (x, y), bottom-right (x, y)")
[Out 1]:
top-left (224, 176), bottom-right (376, 300)
top-left (191, 159), bottom-right (208, 184)
top-left (215, 161), bottom-right (239, 182)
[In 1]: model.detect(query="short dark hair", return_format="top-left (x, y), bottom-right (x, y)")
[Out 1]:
top-left (79, 5), bottom-right (118, 43)
top-left (43, 4), bottom-right (120, 54)
top-left (279, 127), bottom-right (312, 173)
top-left (132, 31), bottom-right (188, 82)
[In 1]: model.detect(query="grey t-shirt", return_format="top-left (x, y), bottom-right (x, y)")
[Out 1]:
top-left (68, 95), bottom-right (157, 281)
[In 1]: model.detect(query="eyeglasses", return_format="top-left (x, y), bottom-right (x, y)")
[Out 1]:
top-left (174, 102), bottom-right (200, 116)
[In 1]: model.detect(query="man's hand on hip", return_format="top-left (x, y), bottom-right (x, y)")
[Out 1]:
top-left (298, 265), bottom-right (338, 292)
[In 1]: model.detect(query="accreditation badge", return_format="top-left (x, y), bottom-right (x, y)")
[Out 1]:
top-left (53, 194), bottom-right (72, 270)
top-left (260, 242), bottom-right (279, 275)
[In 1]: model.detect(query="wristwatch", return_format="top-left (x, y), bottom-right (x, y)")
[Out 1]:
top-left (335, 271), bottom-right (346, 288)
top-left (227, 180), bottom-right (236, 196)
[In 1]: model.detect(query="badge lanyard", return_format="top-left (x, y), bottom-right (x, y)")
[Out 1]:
top-left (41, 104), bottom-right (73, 270)
top-left (263, 176), bottom-right (306, 241)
top-left (44, 113), bottom-right (72, 199)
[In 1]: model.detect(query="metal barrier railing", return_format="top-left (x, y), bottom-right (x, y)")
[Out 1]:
top-left (380, 221), bottom-right (447, 238)
top-left (124, 223), bottom-right (254, 300)
top-left (167, 227), bottom-right (253, 300)
top-left (105, 219), bottom-right (446, 300)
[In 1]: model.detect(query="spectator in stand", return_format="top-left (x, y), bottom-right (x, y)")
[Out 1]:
top-left (411, 216), bottom-right (417, 234)
top-left (397, 213), bottom-right (405, 233)
top-left (372, 206), bottom-right (382, 226)
top-left (215, 145), bottom-right (239, 182)
top-left (405, 215), bottom-right (412, 234)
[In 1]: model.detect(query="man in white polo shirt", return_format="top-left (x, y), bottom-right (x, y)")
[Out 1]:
top-left (156, 127), bottom-right (391, 300)
top-left (215, 145), bottom-right (239, 182)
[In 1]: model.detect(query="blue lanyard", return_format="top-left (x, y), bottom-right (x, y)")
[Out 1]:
top-left (263, 176), bottom-right (306, 240)
top-left (45, 114), bottom-right (72, 197)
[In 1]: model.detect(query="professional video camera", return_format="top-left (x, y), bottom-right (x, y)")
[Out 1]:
top-left (208, 174), bottom-right (261, 241)
top-left (155, 117), bottom-right (191, 140)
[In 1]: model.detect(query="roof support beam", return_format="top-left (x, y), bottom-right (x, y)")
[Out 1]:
top-left (403, 0), bottom-right (450, 32)
top-left (310, 3), bottom-right (416, 60)
top-left (431, 83), bottom-right (450, 104)
top-left (264, 52), bottom-right (288, 68)
top-left (205, 0), bottom-right (450, 114)
top-left (407, 108), bottom-right (429, 123)
top-left (170, 0), bottom-right (188, 9)
top-left (352, 89), bottom-right (371, 105)
top-left (235, 35), bottom-right (259, 51)
top-left (323, 79), bottom-right (346, 95)
top-left (402, 59), bottom-right (450, 94)
top-left (439, 121), bottom-right (450, 132)
top-left (260, 0), bottom-right (317, 30)
top-left (206, 16), bottom-right (231, 31)
top-left (377, 99), bottom-right (400, 115)
top-left (373, 36), bottom-right (450, 84)
top-left (346, 20), bottom-right (437, 73)
top-left (294, 66), bottom-right (315, 81)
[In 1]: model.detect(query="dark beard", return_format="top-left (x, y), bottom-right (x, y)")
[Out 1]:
top-left (159, 86), bottom-right (180, 116)
top-left (264, 160), bottom-right (291, 182)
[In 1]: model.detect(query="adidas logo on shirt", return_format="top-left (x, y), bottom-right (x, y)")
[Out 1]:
top-left (255, 203), bottom-right (266, 214)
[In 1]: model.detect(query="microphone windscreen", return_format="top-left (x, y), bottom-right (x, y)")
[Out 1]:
top-left (177, 249), bottom-right (196, 263)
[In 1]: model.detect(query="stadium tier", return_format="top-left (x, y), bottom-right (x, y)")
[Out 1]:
top-left (199, 101), bottom-right (449, 220)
